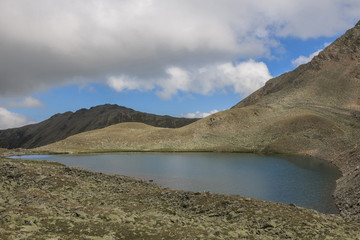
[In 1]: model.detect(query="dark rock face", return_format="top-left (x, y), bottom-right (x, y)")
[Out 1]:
top-left (0, 104), bottom-right (198, 149)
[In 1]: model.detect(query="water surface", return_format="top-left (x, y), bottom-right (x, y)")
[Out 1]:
top-left (12, 153), bottom-right (341, 214)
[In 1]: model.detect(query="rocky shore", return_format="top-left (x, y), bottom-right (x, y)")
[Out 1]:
top-left (1, 156), bottom-right (359, 239)
top-left (36, 104), bottom-right (360, 223)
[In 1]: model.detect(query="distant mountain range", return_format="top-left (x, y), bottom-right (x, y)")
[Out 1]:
top-left (38, 21), bottom-right (360, 221)
top-left (0, 104), bottom-right (198, 149)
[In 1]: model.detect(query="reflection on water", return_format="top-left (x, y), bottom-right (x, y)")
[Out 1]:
top-left (11, 153), bottom-right (341, 214)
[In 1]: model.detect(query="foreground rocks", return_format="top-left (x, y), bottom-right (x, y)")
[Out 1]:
top-left (0, 157), bottom-right (359, 239)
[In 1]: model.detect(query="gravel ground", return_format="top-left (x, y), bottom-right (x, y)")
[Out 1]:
top-left (1, 157), bottom-right (359, 239)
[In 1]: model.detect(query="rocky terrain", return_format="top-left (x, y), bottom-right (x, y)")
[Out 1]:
top-left (1, 157), bottom-right (359, 239)
top-left (0, 104), bottom-right (198, 149)
top-left (38, 21), bottom-right (360, 223)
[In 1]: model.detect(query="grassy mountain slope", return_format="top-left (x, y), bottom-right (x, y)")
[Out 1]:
top-left (38, 22), bottom-right (360, 221)
top-left (37, 105), bottom-right (348, 153)
top-left (0, 104), bottom-right (198, 149)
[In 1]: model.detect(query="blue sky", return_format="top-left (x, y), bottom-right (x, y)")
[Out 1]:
top-left (0, 0), bottom-right (359, 129)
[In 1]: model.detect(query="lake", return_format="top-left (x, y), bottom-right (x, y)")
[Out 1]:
top-left (11, 153), bottom-right (341, 214)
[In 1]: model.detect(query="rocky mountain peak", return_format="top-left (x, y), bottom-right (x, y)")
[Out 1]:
top-left (310, 21), bottom-right (360, 69)
top-left (233, 21), bottom-right (360, 109)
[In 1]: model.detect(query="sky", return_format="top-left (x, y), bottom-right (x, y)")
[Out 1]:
top-left (0, 0), bottom-right (359, 129)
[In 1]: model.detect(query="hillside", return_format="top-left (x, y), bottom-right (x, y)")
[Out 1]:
top-left (234, 20), bottom-right (360, 110)
top-left (38, 21), bottom-right (360, 221)
top-left (1, 157), bottom-right (359, 239)
top-left (0, 104), bottom-right (198, 149)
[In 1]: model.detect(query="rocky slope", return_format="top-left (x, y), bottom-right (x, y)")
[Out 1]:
top-left (0, 104), bottom-right (198, 149)
top-left (234, 20), bottom-right (360, 110)
top-left (1, 157), bottom-right (359, 239)
top-left (38, 21), bottom-right (360, 222)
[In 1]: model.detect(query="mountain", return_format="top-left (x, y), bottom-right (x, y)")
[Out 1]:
top-left (234, 19), bottom-right (360, 110)
top-left (38, 21), bottom-right (360, 221)
top-left (0, 104), bottom-right (198, 149)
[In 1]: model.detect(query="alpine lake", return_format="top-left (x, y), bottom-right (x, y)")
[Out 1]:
top-left (11, 152), bottom-right (341, 214)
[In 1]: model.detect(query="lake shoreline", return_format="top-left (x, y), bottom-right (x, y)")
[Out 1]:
top-left (1, 155), bottom-right (360, 239)
top-left (44, 147), bottom-right (359, 222)
top-left (9, 152), bottom-right (341, 214)
top-left (1, 149), bottom-right (350, 211)
top-left (3, 146), bottom-right (360, 221)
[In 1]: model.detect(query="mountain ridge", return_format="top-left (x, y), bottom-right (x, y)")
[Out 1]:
top-left (0, 104), bottom-right (198, 149)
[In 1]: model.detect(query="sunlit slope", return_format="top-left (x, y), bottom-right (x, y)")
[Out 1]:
top-left (37, 103), bottom-right (354, 155)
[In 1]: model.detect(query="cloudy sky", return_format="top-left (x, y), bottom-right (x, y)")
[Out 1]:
top-left (0, 0), bottom-right (359, 129)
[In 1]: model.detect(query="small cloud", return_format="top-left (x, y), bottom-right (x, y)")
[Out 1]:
top-left (0, 107), bottom-right (33, 130)
top-left (78, 82), bottom-right (96, 93)
top-left (291, 49), bottom-right (322, 67)
top-left (323, 42), bottom-right (331, 48)
top-left (5, 97), bottom-right (45, 108)
top-left (217, 60), bottom-right (272, 96)
top-left (181, 109), bottom-right (219, 118)
top-left (107, 75), bottom-right (154, 92)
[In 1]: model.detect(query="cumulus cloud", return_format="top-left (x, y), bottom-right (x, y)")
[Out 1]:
top-left (181, 110), bottom-right (219, 118)
top-left (291, 50), bottom-right (322, 67)
top-left (0, 0), bottom-right (359, 97)
top-left (291, 42), bottom-right (332, 67)
top-left (156, 67), bottom-right (192, 99)
top-left (217, 60), bottom-right (272, 95)
top-left (0, 108), bottom-right (33, 130)
top-left (108, 60), bottom-right (272, 99)
top-left (3, 97), bottom-right (45, 108)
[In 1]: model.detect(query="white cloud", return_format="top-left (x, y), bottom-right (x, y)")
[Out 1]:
top-left (0, 0), bottom-right (359, 97)
top-left (181, 110), bottom-right (219, 118)
top-left (291, 42), bottom-right (333, 67)
top-left (0, 107), bottom-right (33, 130)
top-left (323, 42), bottom-right (331, 48)
top-left (107, 76), bottom-right (154, 92)
top-left (217, 60), bottom-right (272, 96)
top-left (108, 59), bottom-right (272, 99)
top-left (4, 97), bottom-right (44, 108)
top-left (156, 67), bottom-right (192, 100)
top-left (291, 49), bottom-right (322, 67)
